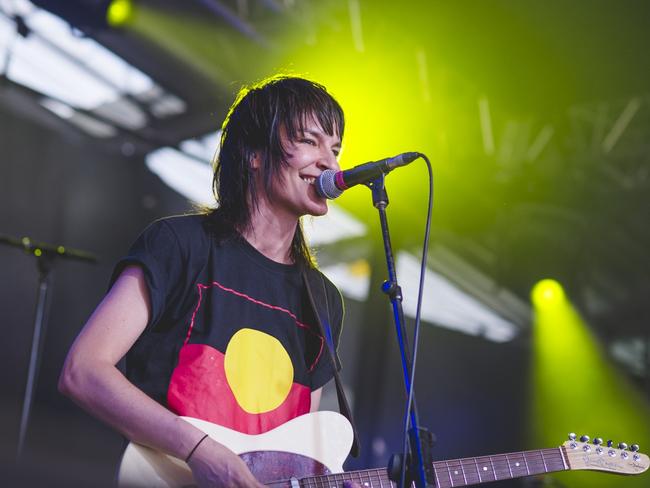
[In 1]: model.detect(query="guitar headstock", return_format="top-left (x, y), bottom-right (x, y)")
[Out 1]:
top-left (563, 434), bottom-right (649, 475)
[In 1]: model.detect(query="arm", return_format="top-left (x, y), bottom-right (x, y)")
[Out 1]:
top-left (59, 265), bottom-right (263, 488)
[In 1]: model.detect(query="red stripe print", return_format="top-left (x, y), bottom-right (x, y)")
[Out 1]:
top-left (184, 280), bottom-right (324, 371)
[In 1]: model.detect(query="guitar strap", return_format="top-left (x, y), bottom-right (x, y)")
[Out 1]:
top-left (302, 267), bottom-right (361, 458)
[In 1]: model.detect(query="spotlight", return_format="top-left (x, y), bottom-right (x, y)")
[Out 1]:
top-left (531, 279), bottom-right (565, 308)
top-left (107, 0), bottom-right (134, 27)
top-left (31, 0), bottom-right (133, 31)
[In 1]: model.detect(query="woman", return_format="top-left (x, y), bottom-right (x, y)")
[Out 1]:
top-left (59, 76), bottom-right (347, 487)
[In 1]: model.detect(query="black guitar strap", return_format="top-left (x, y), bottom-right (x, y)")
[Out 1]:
top-left (302, 267), bottom-right (361, 458)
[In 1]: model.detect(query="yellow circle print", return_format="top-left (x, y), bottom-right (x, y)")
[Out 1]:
top-left (224, 328), bottom-right (294, 414)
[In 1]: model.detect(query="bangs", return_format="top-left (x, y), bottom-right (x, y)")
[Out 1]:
top-left (268, 77), bottom-right (344, 145)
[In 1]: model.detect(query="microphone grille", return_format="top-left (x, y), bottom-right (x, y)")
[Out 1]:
top-left (316, 170), bottom-right (343, 199)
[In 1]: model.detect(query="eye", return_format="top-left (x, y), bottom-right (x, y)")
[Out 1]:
top-left (300, 138), bottom-right (316, 146)
top-left (332, 148), bottom-right (340, 157)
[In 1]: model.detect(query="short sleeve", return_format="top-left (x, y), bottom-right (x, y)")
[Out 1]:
top-left (110, 219), bottom-right (184, 330)
top-left (308, 272), bottom-right (345, 390)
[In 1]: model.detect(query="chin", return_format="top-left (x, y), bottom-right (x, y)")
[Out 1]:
top-left (306, 203), bottom-right (329, 217)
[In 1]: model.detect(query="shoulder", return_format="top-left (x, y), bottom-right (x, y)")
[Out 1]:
top-left (131, 214), bottom-right (213, 265)
top-left (147, 214), bottom-right (211, 245)
top-left (152, 213), bottom-right (208, 235)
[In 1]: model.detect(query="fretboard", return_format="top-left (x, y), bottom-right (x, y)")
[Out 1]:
top-left (295, 447), bottom-right (568, 488)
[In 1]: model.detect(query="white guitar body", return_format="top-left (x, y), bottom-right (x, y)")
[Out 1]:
top-left (118, 410), bottom-right (354, 487)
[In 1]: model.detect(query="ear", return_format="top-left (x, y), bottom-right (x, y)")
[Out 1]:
top-left (250, 151), bottom-right (262, 169)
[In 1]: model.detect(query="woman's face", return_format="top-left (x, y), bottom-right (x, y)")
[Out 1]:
top-left (264, 118), bottom-right (342, 220)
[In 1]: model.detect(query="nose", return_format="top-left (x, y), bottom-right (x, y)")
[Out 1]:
top-left (317, 149), bottom-right (340, 172)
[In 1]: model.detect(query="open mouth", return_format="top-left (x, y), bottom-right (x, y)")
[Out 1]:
top-left (300, 176), bottom-right (316, 185)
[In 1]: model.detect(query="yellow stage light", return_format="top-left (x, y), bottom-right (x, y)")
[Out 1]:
top-left (531, 278), bottom-right (565, 308)
top-left (107, 0), bottom-right (133, 27)
top-left (530, 284), bottom-right (650, 488)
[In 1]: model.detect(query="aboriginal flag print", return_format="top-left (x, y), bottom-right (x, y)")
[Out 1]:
top-left (167, 280), bottom-right (324, 435)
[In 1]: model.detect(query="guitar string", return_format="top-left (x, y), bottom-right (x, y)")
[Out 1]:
top-left (260, 447), bottom-right (567, 487)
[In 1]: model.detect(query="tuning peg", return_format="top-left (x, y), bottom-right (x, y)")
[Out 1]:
top-left (593, 438), bottom-right (603, 445)
top-left (607, 440), bottom-right (614, 448)
top-left (618, 442), bottom-right (628, 450)
top-left (631, 444), bottom-right (640, 452)
top-left (580, 435), bottom-right (590, 442)
top-left (568, 433), bottom-right (576, 441)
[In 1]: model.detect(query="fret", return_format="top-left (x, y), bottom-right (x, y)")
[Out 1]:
top-left (328, 468), bottom-right (389, 488)
top-left (542, 448), bottom-right (566, 472)
top-left (445, 460), bottom-right (455, 486)
top-left (431, 461), bottom-right (446, 488)
top-left (337, 471), bottom-right (346, 487)
top-left (507, 452), bottom-right (529, 478)
top-left (314, 473), bottom-right (327, 488)
top-left (460, 459), bottom-right (468, 485)
top-left (524, 450), bottom-right (545, 476)
top-left (460, 457), bottom-right (480, 485)
top-left (443, 459), bottom-right (470, 487)
top-left (523, 450), bottom-right (530, 475)
top-left (559, 444), bottom-right (570, 470)
top-left (362, 467), bottom-right (372, 487)
top-left (474, 455), bottom-right (497, 482)
top-left (489, 454), bottom-right (509, 480)
top-left (505, 453), bottom-right (514, 479)
top-left (433, 462), bottom-right (441, 488)
top-left (540, 449), bottom-right (548, 473)
top-left (356, 469), bottom-right (364, 487)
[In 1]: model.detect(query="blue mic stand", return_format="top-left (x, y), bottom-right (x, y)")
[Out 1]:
top-left (365, 174), bottom-right (436, 488)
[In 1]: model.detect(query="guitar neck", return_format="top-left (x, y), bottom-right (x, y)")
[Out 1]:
top-left (296, 447), bottom-right (567, 488)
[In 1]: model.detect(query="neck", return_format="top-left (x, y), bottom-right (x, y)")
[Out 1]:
top-left (240, 204), bottom-right (298, 265)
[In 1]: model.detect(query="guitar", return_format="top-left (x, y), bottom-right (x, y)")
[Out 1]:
top-left (118, 411), bottom-right (649, 487)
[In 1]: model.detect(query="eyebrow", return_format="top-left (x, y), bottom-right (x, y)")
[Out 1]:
top-left (303, 128), bottom-right (341, 147)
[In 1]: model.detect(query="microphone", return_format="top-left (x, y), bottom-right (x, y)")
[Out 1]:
top-left (315, 152), bottom-right (420, 199)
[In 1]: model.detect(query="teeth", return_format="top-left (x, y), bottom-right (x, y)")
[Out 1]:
top-left (301, 177), bottom-right (315, 185)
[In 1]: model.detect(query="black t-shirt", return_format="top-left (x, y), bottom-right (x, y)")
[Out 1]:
top-left (112, 214), bottom-right (343, 434)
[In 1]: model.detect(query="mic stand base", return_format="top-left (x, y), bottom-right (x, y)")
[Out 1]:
top-left (388, 428), bottom-right (436, 487)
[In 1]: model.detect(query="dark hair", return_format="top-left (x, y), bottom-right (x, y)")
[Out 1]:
top-left (207, 75), bottom-right (345, 268)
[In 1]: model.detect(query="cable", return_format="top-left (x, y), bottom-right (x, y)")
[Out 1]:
top-left (400, 152), bottom-right (434, 488)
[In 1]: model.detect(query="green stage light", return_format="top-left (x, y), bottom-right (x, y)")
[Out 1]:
top-left (531, 278), bottom-right (565, 308)
top-left (107, 0), bottom-right (133, 27)
top-left (530, 288), bottom-right (650, 488)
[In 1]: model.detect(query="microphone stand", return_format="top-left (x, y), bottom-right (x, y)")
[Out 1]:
top-left (0, 234), bottom-right (97, 460)
top-left (364, 175), bottom-right (436, 488)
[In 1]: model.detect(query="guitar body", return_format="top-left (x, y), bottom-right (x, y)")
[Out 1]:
top-left (118, 410), bottom-right (353, 487)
